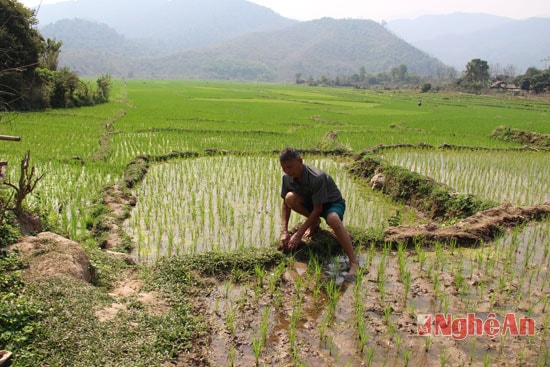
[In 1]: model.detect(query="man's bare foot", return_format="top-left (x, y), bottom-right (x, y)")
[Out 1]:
top-left (304, 218), bottom-right (321, 238)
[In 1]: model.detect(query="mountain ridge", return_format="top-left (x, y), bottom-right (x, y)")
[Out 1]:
top-left (387, 13), bottom-right (550, 72)
top-left (34, 0), bottom-right (550, 79)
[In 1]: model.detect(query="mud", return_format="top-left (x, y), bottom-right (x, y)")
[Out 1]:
top-left (7, 176), bottom-right (549, 366)
top-left (181, 225), bottom-right (550, 366)
top-left (384, 202), bottom-right (550, 245)
top-left (8, 231), bottom-right (93, 283)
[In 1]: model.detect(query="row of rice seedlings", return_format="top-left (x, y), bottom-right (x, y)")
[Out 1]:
top-left (409, 218), bottom-right (550, 365)
top-left (383, 150), bottom-right (549, 205)
top-left (125, 155), bottom-right (413, 262)
top-left (109, 128), bottom-right (301, 162)
top-left (4, 159), bottom-right (119, 239)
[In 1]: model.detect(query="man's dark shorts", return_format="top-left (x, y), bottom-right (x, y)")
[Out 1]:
top-left (304, 199), bottom-right (346, 221)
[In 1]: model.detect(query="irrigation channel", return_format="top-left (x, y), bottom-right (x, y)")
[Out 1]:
top-left (122, 153), bottom-right (549, 366)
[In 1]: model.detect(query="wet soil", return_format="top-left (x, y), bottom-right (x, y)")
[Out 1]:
top-left (181, 228), bottom-right (550, 367)
top-left (12, 160), bottom-right (548, 366)
top-left (106, 182), bottom-right (548, 366)
top-left (384, 202), bottom-right (550, 246)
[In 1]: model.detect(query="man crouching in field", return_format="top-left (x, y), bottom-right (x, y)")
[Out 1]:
top-left (278, 147), bottom-right (359, 277)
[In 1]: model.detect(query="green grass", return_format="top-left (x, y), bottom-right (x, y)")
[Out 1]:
top-left (0, 80), bottom-right (549, 366)
top-left (0, 79), bottom-right (547, 244)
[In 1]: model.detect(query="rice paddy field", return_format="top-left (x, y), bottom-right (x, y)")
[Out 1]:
top-left (1, 80), bottom-right (549, 366)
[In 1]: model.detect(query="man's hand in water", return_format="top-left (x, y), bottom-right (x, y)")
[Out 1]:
top-left (279, 232), bottom-right (290, 251)
top-left (288, 232), bottom-right (303, 250)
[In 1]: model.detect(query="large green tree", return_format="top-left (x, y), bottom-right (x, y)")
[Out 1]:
top-left (465, 58), bottom-right (490, 83)
top-left (0, 0), bottom-right (45, 110)
top-left (40, 38), bottom-right (63, 71)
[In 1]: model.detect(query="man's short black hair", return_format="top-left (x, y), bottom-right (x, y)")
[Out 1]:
top-left (279, 147), bottom-right (301, 162)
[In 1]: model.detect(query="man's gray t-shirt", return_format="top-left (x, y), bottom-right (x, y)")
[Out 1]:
top-left (281, 164), bottom-right (343, 205)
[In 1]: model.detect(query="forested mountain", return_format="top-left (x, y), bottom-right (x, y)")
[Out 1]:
top-left (387, 13), bottom-right (515, 43)
top-left (152, 18), bottom-right (447, 81)
top-left (41, 19), bottom-right (147, 56)
top-left (36, 0), bottom-right (297, 51)
top-left (388, 14), bottom-right (550, 72)
top-left (34, 0), bottom-right (550, 79)
top-left (41, 17), bottom-right (447, 81)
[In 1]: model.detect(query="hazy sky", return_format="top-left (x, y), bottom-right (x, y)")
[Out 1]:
top-left (20, 0), bottom-right (550, 21)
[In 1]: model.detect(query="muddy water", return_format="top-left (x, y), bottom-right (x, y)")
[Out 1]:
top-left (197, 218), bottom-right (549, 366)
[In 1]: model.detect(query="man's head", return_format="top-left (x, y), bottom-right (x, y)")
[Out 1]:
top-left (280, 147), bottom-right (303, 179)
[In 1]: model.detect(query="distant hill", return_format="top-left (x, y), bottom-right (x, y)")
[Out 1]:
top-left (34, 1), bottom-right (550, 79)
top-left (151, 18), bottom-right (447, 81)
top-left (388, 13), bottom-right (550, 72)
top-left (387, 13), bottom-right (514, 43)
top-left (36, 0), bottom-right (297, 51)
top-left (42, 19), bottom-right (148, 56)
top-left (41, 17), bottom-right (447, 81)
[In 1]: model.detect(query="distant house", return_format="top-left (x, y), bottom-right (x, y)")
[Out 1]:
top-left (490, 79), bottom-right (520, 91)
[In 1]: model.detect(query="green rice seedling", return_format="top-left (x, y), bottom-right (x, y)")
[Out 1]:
top-left (518, 347), bottom-right (526, 365)
top-left (254, 264), bottom-right (265, 288)
top-left (268, 260), bottom-right (286, 294)
top-left (226, 303), bottom-right (236, 337)
top-left (377, 256), bottom-right (387, 301)
top-left (468, 339), bottom-right (477, 364)
top-left (353, 267), bottom-right (368, 352)
top-left (383, 304), bottom-right (392, 327)
top-left (433, 271), bottom-right (440, 299)
top-left (440, 352), bottom-right (448, 367)
top-left (274, 287), bottom-right (283, 309)
top-left (542, 294), bottom-right (549, 313)
top-left (260, 306), bottom-right (270, 344)
top-left (319, 278), bottom-right (339, 342)
top-left (395, 333), bottom-right (402, 353)
top-left (455, 271), bottom-right (465, 294)
top-left (403, 270), bottom-right (411, 306)
top-left (397, 242), bottom-right (407, 280)
top-left (231, 267), bottom-right (245, 283)
top-left (365, 347), bottom-right (375, 366)
top-left (424, 336), bottom-right (432, 352)
top-left (252, 336), bottom-right (263, 366)
top-left (228, 347), bottom-right (236, 367)
top-left (289, 304), bottom-right (303, 365)
top-left (357, 318), bottom-right (369, 353)
top-left (326, 278), bottom-right (339, 317)
top-left (312, 259), bottom-right (323, 300)
top-left (388, 322), bottom-right (396, 342)
top-left (443, 294), bottom-right (450, 315)
top-left (434, 241), bottom-right (444, 271)
top-left (418, 250), bottom-right (427, 272)
top-left (223, 280), bottom-right (232, 298)
top-left (403, 349), bottom-right (411, 367)
top-left (294, 275), bottom-right (304, 304)
top-left (415, 240), bottom-right (422, 262)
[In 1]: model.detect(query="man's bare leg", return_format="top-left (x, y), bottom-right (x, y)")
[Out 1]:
top-left (326, 212), bottom-right (359, 277)
top-left (284, 192), bottom-right (321, 237)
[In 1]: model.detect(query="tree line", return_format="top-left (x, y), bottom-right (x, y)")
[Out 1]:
top-left (456, 58), bottom-right (550, 94)
top-left (0, 0), bottom-right (111, 112)
top-left (296, 58), bottom-right (550, 95)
